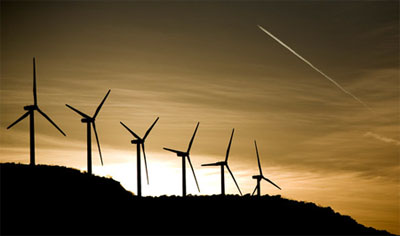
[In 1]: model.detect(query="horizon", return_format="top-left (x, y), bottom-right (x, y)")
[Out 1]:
top-left (1, 1), bottom-right (399, 234)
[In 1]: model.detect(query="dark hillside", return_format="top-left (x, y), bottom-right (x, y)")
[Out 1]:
top-left (1, 163), bottom-right (391, 235)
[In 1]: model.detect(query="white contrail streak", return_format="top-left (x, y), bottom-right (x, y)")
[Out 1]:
top-left (364, 132), bottom-right (400, 146)
top-left (257, 25), bottom-right (371, 111)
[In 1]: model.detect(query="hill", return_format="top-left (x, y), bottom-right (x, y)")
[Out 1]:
top-left (1, 163), bottom-right (391, 235)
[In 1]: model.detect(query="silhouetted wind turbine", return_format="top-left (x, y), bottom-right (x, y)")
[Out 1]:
top-left (252, 140), bottom-right (281, 196)
top-left (120, 117), bottom-right (159, 197)
top-left (7, 57), bottom-right (66, 165)
top-left (65, 89), bottom-right (111, 175)
top-left (202, 129), bottom-right (242, 196)
top-left (164, 122), bottom-right (200, 197)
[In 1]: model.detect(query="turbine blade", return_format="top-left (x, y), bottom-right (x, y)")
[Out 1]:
top-left (66, 104), bottom-right (90, 118)
top-left (37, 108), bottom-right (66, 136)
top-left (226, 164), bottom-right (242, 196)
top-left (33, 57), bottom-right (37, 106)
top-left (7, 111), bottom-right (30, 129)
top-left (251, 185), bottom-right (257, 196)
top-left (225, 128), bottom-right (235, 162)
top-left (201, 162), bottom-right (220, 166)
top-left (142, 143), bottom-right (149, 185)
top-left (143, 117), bottom-right (159, 140)
top-left (263, 176), bottom-right (281, 190)
top-left (92, 122), bottom-right (103, 166)
top-left (187, 155), bottom-right (200, 192)
top-left (93, 89), bottom-right (111, 118)
top-left (254, 140), bottom-right (263, 176)
top-left (120, 122), bottom-right (141, 140)
top-left (187, 122), bottom-right (199, 153)
top-left (163, 147), bottom-right (182, 155)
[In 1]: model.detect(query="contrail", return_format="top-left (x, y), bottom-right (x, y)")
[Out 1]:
top-left (364, 132), bottom-right (400, 146)
top-left (257, 25), bottom-right (371, 111)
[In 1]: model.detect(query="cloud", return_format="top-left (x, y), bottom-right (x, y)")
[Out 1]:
top-left (364, 132), bottom-right (400, 146)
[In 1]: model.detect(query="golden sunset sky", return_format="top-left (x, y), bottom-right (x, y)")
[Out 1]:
top-left (1, 1), bottom-right (399, 234)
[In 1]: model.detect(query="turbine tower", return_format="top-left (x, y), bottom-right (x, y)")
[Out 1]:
top-left (164, 122), bottom-right (200, 197)
top-left (65, 89), bottom-right (111, 175)
top-left (120, 117), bottom-right (159, 197)
top-left (202, 129), bottom-right (242, 196)
top-left (7, 57), bottom-right (66, 165)
top-left (252, 140), bottom-right (281, 196)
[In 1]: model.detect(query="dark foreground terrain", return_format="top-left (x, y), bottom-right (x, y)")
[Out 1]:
top-left (1, 163), bottom-right (391, 235)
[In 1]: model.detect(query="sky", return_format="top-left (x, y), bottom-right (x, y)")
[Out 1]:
top-left (1, 0), bottom-right (399, 234)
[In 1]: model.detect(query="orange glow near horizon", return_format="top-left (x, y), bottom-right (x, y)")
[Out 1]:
top-left (1, 147), bottom-right (399, 233)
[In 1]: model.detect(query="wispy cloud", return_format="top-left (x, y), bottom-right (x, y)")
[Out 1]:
top-left (364, 132), bottom-right (400, 146)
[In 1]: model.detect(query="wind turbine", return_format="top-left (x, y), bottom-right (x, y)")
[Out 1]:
top-left (164, 122), bottom-right (200, 197)
top-left (252, 140), bottom-right (281, 196)
top-left (7, 57), bottom-right (66, 165)
top-left (202, 129), bottom-right (242, 196)
top-left (120, 117), bottom-right (159, 197)
top-left (65, 89), bottom-right (111, 175)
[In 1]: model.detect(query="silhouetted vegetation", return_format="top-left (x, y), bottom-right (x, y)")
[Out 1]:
top-left (1, 163), bottom-right (391, 235)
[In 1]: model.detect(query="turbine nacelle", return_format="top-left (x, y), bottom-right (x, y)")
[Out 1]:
top-left (216, 161), bottom-right (227, 166)
top-left (23, 105), bottom-right (38, 111)
top-left (177, 152), bottom-right (188, 157)
top-left (81, 117), bottom-right (95, 123)
top-left (131, 139), bottom-right (144, 144)
top-left (252, 175), bottom-right (262, 180)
